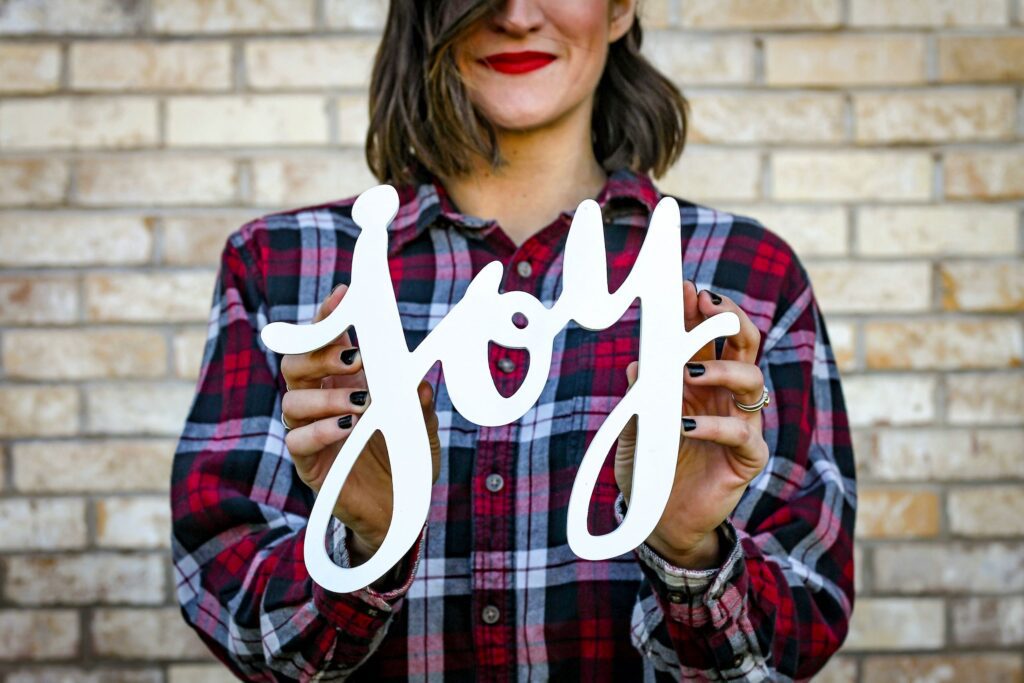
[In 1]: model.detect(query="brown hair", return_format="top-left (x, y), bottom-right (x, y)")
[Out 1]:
top-left (365, 0), bottom-right (689, 185)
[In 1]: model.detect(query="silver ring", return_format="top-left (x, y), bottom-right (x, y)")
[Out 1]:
top-left (281, 412), bottom-right (293, 431)
top-left (733, 387), bottom-right (770, 412)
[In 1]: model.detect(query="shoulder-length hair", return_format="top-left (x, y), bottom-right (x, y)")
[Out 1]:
top-left (365, 0), bottom-right (689, 185)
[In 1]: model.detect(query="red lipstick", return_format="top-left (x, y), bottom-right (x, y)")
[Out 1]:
top-left (479, 51), bottom-right (556, 75)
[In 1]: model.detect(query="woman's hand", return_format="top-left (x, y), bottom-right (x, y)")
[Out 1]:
top-left (614, 280), bottom-right (769, 569)
top-left (280, 284), bottom-right (442, 566)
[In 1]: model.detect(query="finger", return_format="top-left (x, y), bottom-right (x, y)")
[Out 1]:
top-left (282, 342), bottom-right (363, 390)
top-left (282, 386), bottom-right (371, 429)
top-left (419, 380), bottom-right (443, 484)
top-left (697, 288), bottom-right (761, 364)
top-left (685, 280), bottom-right (717, 362)
top-left (680, 415), bottom-right (769, 476)
top-left (314, 283), bottom-right (348, 323)
top-left (684, 359), bottom-right (765, 408)
top-left (285, 412), bottom-right (359, 459)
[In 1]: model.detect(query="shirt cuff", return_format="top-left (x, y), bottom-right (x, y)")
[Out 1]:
top-left (614, 492), bottom-right (746, 627)
top-left (311, 516), bottom-right (425, 634)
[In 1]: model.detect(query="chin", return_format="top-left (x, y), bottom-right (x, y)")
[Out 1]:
top-left (476, 99), bottom-right (566, 132)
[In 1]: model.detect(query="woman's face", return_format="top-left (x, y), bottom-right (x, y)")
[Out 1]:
top-left (453, 0), bottom-right (636, 133)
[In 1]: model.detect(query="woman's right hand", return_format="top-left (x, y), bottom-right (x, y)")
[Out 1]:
top-left (280, 284), bottom-right (442, 566)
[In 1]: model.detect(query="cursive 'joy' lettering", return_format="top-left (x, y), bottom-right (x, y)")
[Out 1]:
top-left (261, 185), bottom-right (739, 593)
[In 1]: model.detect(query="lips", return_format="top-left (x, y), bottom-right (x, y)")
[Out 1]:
top-left (479, 51), bottom-right (556, 75)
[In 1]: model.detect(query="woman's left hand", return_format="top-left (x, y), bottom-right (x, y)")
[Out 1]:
top-left (614, 280), bottom-right (770, 569)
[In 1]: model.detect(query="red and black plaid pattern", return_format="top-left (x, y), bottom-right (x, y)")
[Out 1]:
top-left (171, 168), bottom-right (856, 681)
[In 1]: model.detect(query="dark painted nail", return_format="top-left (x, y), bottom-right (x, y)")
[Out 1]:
top-left (707, 290), bottom-right (722, 305)
top-left (340, 348), bottom-right (359, 365)
top-left (338, 415), bottom-right (353, 429)
top-left (682, 417), bottom-right (697, 432)
top-left (686, 362), bottom-right (705, 377)
top-left (350, 390), bottom-right (368, 406)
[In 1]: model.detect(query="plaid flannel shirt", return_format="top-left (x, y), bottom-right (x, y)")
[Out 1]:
top-left (171, 167), bottom-right (856, 682)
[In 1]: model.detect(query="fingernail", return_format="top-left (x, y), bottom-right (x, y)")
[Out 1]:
top-left (330, 283), bottom-right (344, 295)
top-left (338, 415), bottom-right (353, 429)
top-left (350, 390), bottom-right (367, 406)
top-left (682, 417), bottom-right (697, 432)
top-left (686, 362), bottom-right (705, 377)
top-left (340, 348), bottom-right (359, 365)
top-left (707, 290), bottom-right (722, 305)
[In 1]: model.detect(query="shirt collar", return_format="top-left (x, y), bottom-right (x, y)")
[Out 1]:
top-left (386, 166), bottom-right (662, 256)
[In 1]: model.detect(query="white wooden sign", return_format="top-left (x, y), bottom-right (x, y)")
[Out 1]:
top-left (261, 185), bottom-right (739, 593)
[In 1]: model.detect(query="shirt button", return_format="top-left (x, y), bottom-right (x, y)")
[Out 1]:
top-left (481, 604), bottom-right (501, 625)
top-left (497, 357), bottom-right (515, 373)
top-left (516, 260), bottom-right (532, 278)
top-left (485, 473), bottom-right (504, 493)
top-left (732, 654), bottom-right (745, 668)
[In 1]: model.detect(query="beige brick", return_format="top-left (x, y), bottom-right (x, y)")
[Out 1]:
top-left (167, 95), bottom-right (328, 146)
top-left (85, 382), bottom-right (196, 436)
top-left (941, 261), bottom-right (1024, 312)
top-left (0, 386), bottom-right (79, 437)
top-left (852, 0), bottom-right (1009, 26)
top-left (251, 153), bottom-right (378, 206)
top-left (4, 329), bottom-right (168, 380)
top-left (862, 655), bottom-right (1022, 683)
top-left (949, 485), bottom-right (1024, 536)
top-left (657, 149), bottom-right (761, 201)
top-left (13, 439), bottom-right (175, 493)
top-left (152, 0), bottom-right (314, 33)
top-left (4, 554), bottom-right (165, 605)
top-left (324, 0), bottom-right (388, 29)
top-left (842, 374), bottom-right (936, 427)
top-left (773, 152), bottom-right (932, 201)
top-left (806, 262), bottom-right (931, 313)
top-left (636, 0), bottom-right (671, 28)
top-left (338, 93), bottom-right (370, 147)
top-left (857, 488), bottom-right (941, 538)
top-left (947, 372), bottom-right (1024, 425)
top-left (246, 38), bottom-right (378, 89)
top-left (163, 215), bottom-right (247, 266)
top-left (0, 499), bottom-right (87, 550)
top-left (824, 320), bottom-right (856, 372)
top-left (865, 428), bottom-right (1024, 481)
top-left (168, 665), bottom-right (237, 683)
top-left (865, 319), bottom-right (1022, 370)
top-left (765, 35), bottom-right (926, 86)
top-left (70, 41), bottom-right (232, 91)
top-left (857, 206), bottom-right (1018, 256)
top-left (0, 43), bottom-right (60, 93)
top-left (0, 0), bottom-right (141, 34)
top-left (0, 213), bottom-right (153, 267)
top-left (689, 93), bottom-right (845, 144)
top-left (940, 36), bottom-right (1024, 82)
top-left (643, 33), bottom-right (754, 85)
top-left (854, 90), bottom-right (1016, 143)
top-left (945, 151), bottom-right (1024, 200)
top-left (0, 276), bottom-right (78, 325)
top-left (725, 206), bottom-right (848, 257)
top-left (0, 610), bottom-right (79, 660)
top-left (93, 608), bottom-right (208, 658)
top-left (814, 655), bottom-right (857, 683)
top-left (845, 599), bottom-right (945, 651)
top-left (174, 329), bottom-right (209, 379)
top-left (874, 542), bottom-right (1024, 593)
top-left (0, 98), bottom-right (158, 150)
top-left (679, 0), bottom-right (840, 27)
top-left (84, 271), bottom-right (215, 323)
top-left (0, 158), bottom-right (68, 206)
top-left (76, 157), bottom-right (238, 206)
top-left (952, 596), bottom-right (1024, 645)
top-left (6, 670), bottom-right (163, 683)
top-left (96, 497), bottom-right (170, 549)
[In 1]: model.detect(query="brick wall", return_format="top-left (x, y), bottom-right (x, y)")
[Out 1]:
top-left (0, 0), bottom-right (1021, 680)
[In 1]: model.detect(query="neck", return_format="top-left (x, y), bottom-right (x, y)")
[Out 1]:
top-left (439, 106), bottom-right (608, 247)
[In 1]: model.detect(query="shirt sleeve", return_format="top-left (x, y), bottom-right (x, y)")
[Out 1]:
top-left (170, 226), bottom-right (424, 681)
top-left (626, 255), bottom-right (857, 680)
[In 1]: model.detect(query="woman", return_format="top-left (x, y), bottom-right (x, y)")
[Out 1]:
top-left (171, 0), bottom-right (856, 680)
